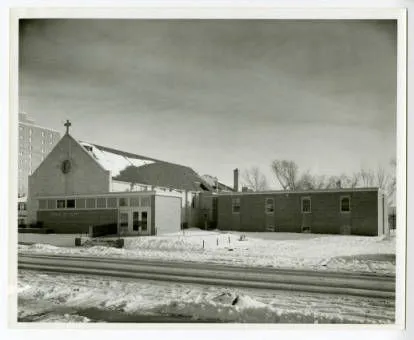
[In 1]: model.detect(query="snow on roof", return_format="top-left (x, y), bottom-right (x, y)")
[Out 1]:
top-left (80, 142), bottom-right (154, 177)
top-left (79, 141), bottom-right (212, 192)
top-left (202, 175), bottom-right (217, 187)
top-left (202, 174), bottom-right (234, 192)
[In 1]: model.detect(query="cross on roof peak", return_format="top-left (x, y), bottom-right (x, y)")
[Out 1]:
top-left (64, 120), bottom-right (71, 134)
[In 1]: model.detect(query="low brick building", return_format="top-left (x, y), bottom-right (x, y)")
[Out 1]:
top-left (198, 188), bottom-right (388, 236)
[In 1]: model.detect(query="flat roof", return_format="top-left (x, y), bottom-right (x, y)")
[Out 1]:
top-left (205, 187), bottom-right (380, 197)
top-left (34, 191), bottom-right (182, 199)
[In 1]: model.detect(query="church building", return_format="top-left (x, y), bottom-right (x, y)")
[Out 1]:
top-left (25, 120), bottom-right (390, 237)
top-left (27, 121), bottom-right (212, 235)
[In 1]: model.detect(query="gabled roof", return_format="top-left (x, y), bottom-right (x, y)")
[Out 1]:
top-left (79, 141), bottom-right (212, 192)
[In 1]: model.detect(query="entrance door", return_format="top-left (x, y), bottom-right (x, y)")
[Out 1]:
top-left (119, 208), bottom-right (151, 235)
top-left (132, 209), bottom-right (151, 235)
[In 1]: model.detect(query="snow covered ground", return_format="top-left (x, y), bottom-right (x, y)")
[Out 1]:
top-left (18, 229), bottom-right (396, 274)
top-left (18, 270), bottom-right (395, 324)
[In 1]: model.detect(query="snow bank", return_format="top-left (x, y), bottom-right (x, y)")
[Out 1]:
top-left (18, 271), bottom-right (394, 323)
top-left (18, 229), bottom-right (396, 274)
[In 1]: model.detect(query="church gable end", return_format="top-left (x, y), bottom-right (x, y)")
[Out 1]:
top-left (29, 133), bottom-right (111, 197)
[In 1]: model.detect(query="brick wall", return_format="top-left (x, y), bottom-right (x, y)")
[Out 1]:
top-left (209, 190), bottom-right (379, 236)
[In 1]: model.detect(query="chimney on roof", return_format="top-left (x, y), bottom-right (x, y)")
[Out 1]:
top-left (233, 168), bottom-right (239, 192)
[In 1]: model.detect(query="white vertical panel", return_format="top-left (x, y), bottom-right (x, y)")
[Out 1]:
top-left (154, 195), bottom-right (181, 235)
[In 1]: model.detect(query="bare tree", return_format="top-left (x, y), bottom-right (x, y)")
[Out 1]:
top-left (242, 167), bottom-right (268, 191)
top-left (271, 159), bottom-right (395, 195)
top-left (376, 166), bottom-right (390, 191)
top-left (386, 158), bottom-right (396, 200)
top-left (359, 165), bottom-right (393, 191)
top-left (357, 162), bottom-right (396, 205)
top-left (296, 172), bottom-right (326, 190)
top-left (271, 160), bottom-right (299, 190)
top-left (359, 168), bottom-right (375, 187)
top-left (339, 173), bottom-right (360, 188)
top-left (325, 176), bottom-right (339, 189)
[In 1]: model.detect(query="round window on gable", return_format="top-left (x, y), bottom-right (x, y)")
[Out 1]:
top-left (61, 160), bottom-right (72, 174)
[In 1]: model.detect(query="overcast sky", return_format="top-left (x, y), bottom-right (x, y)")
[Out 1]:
top-left (19, 19), bottom-right (397, 188)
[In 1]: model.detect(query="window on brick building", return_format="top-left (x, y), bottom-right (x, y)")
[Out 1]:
top-left (47, 199), bottom-right (55, 209)
top-left (107, 197), bottom-right (117, 208)
top-left (66, 199), bottom-right (75, 208)
top-left (130, 197), bottom-right (140, 206)
top-left (86, 198), bottom-right (96, 209)
top-left (340, 196), bottom-right (351, 213)
top-left (232, 198), bottom-right (241, 214)
top-left (119, 197), bottom-right (128, 207)
top-left (76, 198), bottom-right (86, 209)
top-left (97, 197), bottom-right (106, 208)
top-left (301, 197), bottom-right (311, 213)
top-left (57, 200), bottom-right (66, 209)
top-left (141, 196), bottom-right (150, 207)
top-left (265, 198), bottom-right (274, 214)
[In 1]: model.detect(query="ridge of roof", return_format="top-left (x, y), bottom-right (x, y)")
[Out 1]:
top-left (85, 142), bottom-right (197, 171)
top-left (79, 141), bottom-right (213, 191)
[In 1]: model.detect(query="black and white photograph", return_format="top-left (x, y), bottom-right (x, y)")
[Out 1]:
top-left (8, 6), bottom-right (407, 329)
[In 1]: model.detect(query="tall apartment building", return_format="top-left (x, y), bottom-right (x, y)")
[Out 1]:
top-left (18, 112), bottom-right (61, 198)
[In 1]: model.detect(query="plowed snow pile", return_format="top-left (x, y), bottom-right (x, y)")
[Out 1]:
top-left (18, 229), bottom-right (396, 274)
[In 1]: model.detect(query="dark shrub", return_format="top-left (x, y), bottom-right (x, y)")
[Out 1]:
top-left (207, 221), bottom-right (217, 230)
top-left (115, 238), bottom-right (124, 248)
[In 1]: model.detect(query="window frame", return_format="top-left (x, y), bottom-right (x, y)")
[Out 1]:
top-left (47, 199), bottom-right (55, 209)
top-left (265, 197), bottom-right (275, 214)
top-left (119, 197), bottom-right (129, 207)
top-left (232, 197), bottom-right (241, 214)
top-left (107, 197), bottom-right (117, 208)
top-left (56, 199), bottom-right (66, 209)
top-left (301, 196), bottom-right (312, 214)
top-left (133, 211), bottom-right (140, 231)
top-left (340, 195), bottom-right (351, 213)
top-left (141, 211), bottom-right (148, 231)
top-left (96, 197), bottom-right (107, 208)
top-left (86, 198), bottom-right (96, 209)
top-left (140, 196), bottom-right (150, 207)
top-left (130, 197), bottom-right (140, 207)
top-left (76, 198), bottom-right (86, 209)
top-left (66, 199), bottom-right (76, 209)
